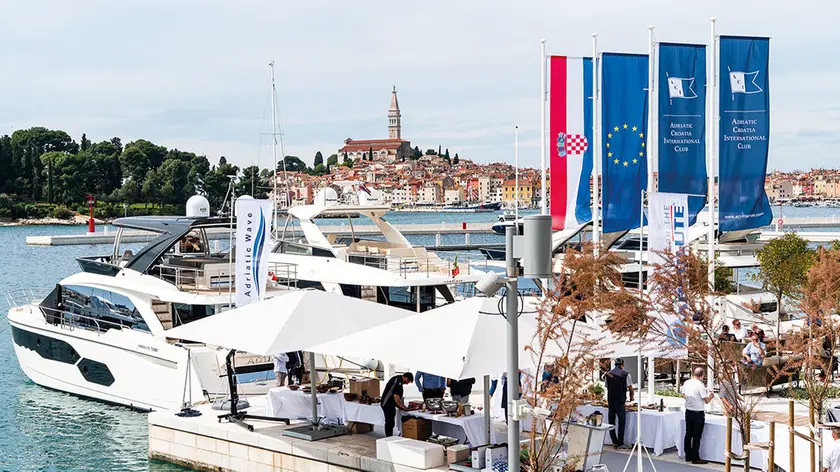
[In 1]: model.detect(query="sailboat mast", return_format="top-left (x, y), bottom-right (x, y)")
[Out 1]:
top-left (269, 61), bottom-right (283, 239)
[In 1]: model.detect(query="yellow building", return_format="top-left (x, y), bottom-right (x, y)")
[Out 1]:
top-left (502, 179), bottom-right (537, 204)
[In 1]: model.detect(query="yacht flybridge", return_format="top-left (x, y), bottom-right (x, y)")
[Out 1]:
top-left (7, 209), bottom-right (299, 411)
top-left (272, 203), bottom-right (488, 311)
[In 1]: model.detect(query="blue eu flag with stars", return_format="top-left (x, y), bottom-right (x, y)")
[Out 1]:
top-left (602, 53), bottom-right (649, 233)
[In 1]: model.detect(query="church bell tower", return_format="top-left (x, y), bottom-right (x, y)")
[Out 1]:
top-left (389, 86), bottom-right (401, 140)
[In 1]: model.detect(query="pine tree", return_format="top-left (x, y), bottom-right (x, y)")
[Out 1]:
top-left (369, 146), bottom-right (374, 162)
top-left (453, 153), bottom-right (460, 165)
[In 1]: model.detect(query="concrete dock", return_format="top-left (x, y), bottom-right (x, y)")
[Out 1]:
top-left (26, 223), bottom-right (496, 246)
top-left (148, 397), bottom-right (448, 472)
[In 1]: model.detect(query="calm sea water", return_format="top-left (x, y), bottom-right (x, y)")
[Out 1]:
top-left (0, 206), bottom-right (831, 471)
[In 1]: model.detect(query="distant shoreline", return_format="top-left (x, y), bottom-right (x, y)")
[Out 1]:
top-left (0, 216), bottom-right (108, 227)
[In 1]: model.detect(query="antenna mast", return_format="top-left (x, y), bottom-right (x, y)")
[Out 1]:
top-left (269, 61), bottom-right (286, 239)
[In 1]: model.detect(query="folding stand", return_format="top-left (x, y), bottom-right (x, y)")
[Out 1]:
top-left (217, 349), bottom-right (290, 431)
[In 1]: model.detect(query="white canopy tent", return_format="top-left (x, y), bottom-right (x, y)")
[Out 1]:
top-left (305, 296), bottom-right (554, 380)
top-left (164, 289), bottom-right (412, 355)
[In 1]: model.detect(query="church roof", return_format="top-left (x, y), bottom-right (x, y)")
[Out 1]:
top-left (339, 138), bottom-right (408, 152)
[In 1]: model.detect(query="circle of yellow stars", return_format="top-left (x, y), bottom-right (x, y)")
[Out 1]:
top-left (606, 123), bottom-right (645, 167)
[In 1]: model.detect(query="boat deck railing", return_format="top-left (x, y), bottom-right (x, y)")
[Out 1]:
top-left (37, 305), bottom-right (150, 334)
top-left (344, 251), bottom-right (487, 278)
top-left (5, 287), bottom-right (53, 308)
top-left (151, 261), bottom-right (299, 293)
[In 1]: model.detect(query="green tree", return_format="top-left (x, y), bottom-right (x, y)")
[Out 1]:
top-left (10, 127), bottom-right (77, 198)
top-left (158, 159), bottom-right (191, 205)
top-left (425, 149), bottom-right (436, 155)
top-left (281, 155), bottom-right (307, 172)
top-left (313, 163), bottom-right (327, 175)
top-left (314, 151), bottom-right (324, 168)
top-left (204, 158), bottom-right (240, 212)
top-left (368, 146), bottom-right (374, 161)
top-left (188, 154), bottom-right (211, 196)
top-left (0, 135), bottom-right (12, 192)
top-left (239, 165), bottom-right (266, 197)
top-left (755, 232), bottom-right (814, 334)
top-left (438, 145), bottom-right (442, 155)
top-left (80, 133), bottom-right (91, 152)
top-left (343, 151), bottom-right (349, 162)
top-left (142, 168), bottom-right (164, 205)
top-left (327, 154), bottom-right (338, 166)
top-left (453, 153), bottom-right (459, 165)
top-left (413, 146), bottom-right (421, 159)
top-left (119, 146), bottom-right (150, 202)
top-left (124, 139), bottom-right (167, 168)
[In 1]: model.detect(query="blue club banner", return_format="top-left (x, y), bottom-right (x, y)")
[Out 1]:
top-left (658, 43), bottom-right (706, 225)
top-left (602, 53), bottom-right (649, 233)
top-left (718, 36), bottom-right (772, 231)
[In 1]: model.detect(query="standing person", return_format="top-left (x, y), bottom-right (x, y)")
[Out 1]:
top-left (825, 427), bottom-right (840, 472)
top-left (604, 358), bottom-right (634, 449)
top-left (272, 352), bottom-right (289, 387)
top-left (286, 351), bottom-right (304, 385)
top-left (681, 367), bottom-right (714, 465)
top-left (447, 377), bottom-right (476, 404)
top-left (381, 372), bottom-right (413, 437)
top-left (415, 371), bottom-right (446, 400)
top-left (732, 319), bottom-right (748, 341)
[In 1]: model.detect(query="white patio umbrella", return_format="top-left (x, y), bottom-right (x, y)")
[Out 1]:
top-left (164, 289), bottom-right (413, 429)
top-left (164, 289), bottom-right (412, 355)
top-left (305, 296), bottom-right (550, 380)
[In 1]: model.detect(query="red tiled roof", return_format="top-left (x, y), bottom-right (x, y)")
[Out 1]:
top-left (339, 138), bottom-right (408, 152)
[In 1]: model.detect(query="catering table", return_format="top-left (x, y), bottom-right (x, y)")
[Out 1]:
top-left (402, 410), bottom-right (497, 446)
top-left (675, 415), bottom-right (769, 471)
top-left (578, 405), bottom-right (681, 456)
top-left (344, 401), bottom-right (386, 425)
top-left (265, 388), bottom-right (346, 423)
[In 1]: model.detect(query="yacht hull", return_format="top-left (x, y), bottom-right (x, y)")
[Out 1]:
top-left (8, 306), bottom-right (204, 412)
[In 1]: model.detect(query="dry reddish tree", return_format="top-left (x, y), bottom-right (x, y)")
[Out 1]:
top-left (780, 247), bottom-right (840, 467)
top-left (607, 248), bottom-right (770, 471)
top-left (522, 244), bottom-right (644, 472)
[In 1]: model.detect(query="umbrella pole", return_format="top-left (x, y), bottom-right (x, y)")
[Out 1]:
top-left (484, 375), bottom-right (491, 444)
top-left (310, 351), bottom-right (318, 427)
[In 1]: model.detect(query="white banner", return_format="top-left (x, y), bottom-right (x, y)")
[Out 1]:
top-left (235, 198), bottom-right (274, 307)
top-left (648, 192), bottom-right (689, 267)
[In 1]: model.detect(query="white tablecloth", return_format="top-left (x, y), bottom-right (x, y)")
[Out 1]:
top-left (578, 405), bottom-right (681, 456)
top-left (265, 388), bottom-right (346, 422)
top-left (402, 411), bottom-right (496, 446)
top-left (675, 415), bottom-right (769, 471)
top-left (345, 402), bottom-right (386, 425)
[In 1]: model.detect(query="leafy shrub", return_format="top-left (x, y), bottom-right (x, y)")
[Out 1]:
top-left (24, 204), bottom-right (48, 219)
top-left (655, 388), bottom-right (683, 398)
top-left (51, 205), bottom-right (74, 220)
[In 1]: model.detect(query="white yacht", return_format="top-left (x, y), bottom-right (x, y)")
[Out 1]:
top-left (7, 212), bottom-right (299, 411)
top-left (271, 200), bottom-right (488, 311)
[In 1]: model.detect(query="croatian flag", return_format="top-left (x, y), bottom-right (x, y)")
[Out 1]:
top-left (549, 56), bottom-right (593, 231)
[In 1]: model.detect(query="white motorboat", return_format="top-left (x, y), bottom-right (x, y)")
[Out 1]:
top-left (6, 210), bottom-right (299, 411)
top-left (271, 197), bottom-right (488, 311)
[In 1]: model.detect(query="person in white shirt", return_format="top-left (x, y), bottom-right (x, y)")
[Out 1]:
top-left (272, 353), bottom-right (289, 387)
top-left (680, 367), bottom-right (714, 465)
top-left (732, 319), bottom-right (748, 342)
top-left (825, 427), bottom-right (840, 472)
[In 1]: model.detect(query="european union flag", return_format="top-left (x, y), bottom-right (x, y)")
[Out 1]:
top-left (601, 53), bottom-right (649, 233)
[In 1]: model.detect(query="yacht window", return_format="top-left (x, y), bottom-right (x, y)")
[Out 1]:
top-left (378, 286), bottom-right (435, 312)
top-left (177, 230), bottom-right (206, 255)
top-left (50, 285), bottom-right (149, 332)
top-left (278, 241), bottom-right (312, 256)
top-left (172, 304), bottom-right (215, 327)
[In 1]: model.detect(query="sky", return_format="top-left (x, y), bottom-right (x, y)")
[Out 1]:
top-left (0, 0), bottom-right (837, 172)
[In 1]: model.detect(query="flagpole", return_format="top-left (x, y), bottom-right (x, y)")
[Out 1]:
top-left (647, 26), bottom-right (656, 192)
top-left (707, 17), bottom-right (718, 394)
top-left (592, 33), bottom-right (601, 255)
top-left (515, 125), bottom-right (520, 233)
top-left (708, 18), bottom-right (717, 292)
top-left (540, 39), bottom-right (548, 216)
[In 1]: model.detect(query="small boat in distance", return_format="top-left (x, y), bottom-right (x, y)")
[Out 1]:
top-left (442, 201), bottom-right (502, 213)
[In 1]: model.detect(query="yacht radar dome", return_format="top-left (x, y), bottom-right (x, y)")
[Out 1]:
top-left (315, 187), bottom-right (339, 207)
top-left (186, 195), bottom-right (210, 217)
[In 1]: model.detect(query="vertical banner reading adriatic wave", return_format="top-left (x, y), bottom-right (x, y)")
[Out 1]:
top-left (548, 56), bottom-right (593, 231)
top-left (235, 198), bottom-right (274, 307)
top-left (658, 43), bottom-right (706, 224)
top-left (648, 192), bottom-right (689, 267)
top-left (719, 36), bottom-right (772, 231)
top-left (602, 53), bottom-right (649, 233)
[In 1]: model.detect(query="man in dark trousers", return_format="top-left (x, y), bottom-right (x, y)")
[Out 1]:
top-left (681, 367), bottom-right (714, 464)
top-left (604, 358), bottom-right (634, 449)
top-left (381, 372), bottom-right (413, 437)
